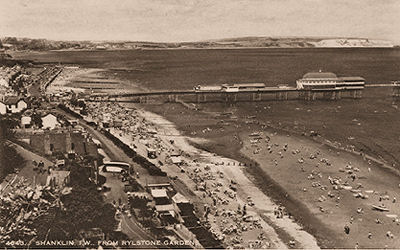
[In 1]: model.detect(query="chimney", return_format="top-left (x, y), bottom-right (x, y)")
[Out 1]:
top-left (65, 132), bottom-right (71, 152)
top-left (44, 134), bottom-right (51, 155)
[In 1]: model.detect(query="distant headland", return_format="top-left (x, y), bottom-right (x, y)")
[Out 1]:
top-left (0, 36), bottom-right (396, 51)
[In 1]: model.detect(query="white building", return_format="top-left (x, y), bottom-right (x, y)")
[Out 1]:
top-left (2, 96), bottom-right (28, 114)
top-left (0, 78), bottom-right (8, 87)
top-left (16, 99), bottom-right (28, 112)
top-left (296, 71), bottom-right (365, 90)
top-left (21, 116), bottom-right (32, 128)
top-left (0, 101), bottom-right (6, 115)
top-left (296, 71), bottom-right (339, 90)
top-left (41, 113), bottom-right (60, 129)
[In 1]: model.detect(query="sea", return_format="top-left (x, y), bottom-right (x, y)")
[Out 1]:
top-left (13, 48), bottom-right (400, 90)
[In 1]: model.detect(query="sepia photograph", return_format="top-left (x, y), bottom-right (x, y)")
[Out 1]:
top-left (0, 0), bottom-right (400, 249)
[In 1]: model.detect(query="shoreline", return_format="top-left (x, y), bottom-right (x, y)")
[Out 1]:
top-left (131, 107), bottom-right (320, 249)
top-left (46, 65), bottom-right (400, 249)
top-left (139, 102), bottom-right (400, 249)
top-left (238, 129), bottom-right (400, 249)
top-left (188, 132), bottom-right (338, 248)
top-left (76, 96), bottom-right (321, 248)
top-left (187, 123), bottom-right (400, 249)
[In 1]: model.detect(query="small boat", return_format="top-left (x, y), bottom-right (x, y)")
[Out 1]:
top-left (372, 204), bottom-right (389, 212)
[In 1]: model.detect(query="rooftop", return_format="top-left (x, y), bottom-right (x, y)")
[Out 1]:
top-left (151, 188), bottom-right (168, 198)
top-left (2, 96), bottom-right (22, 105)
top-left (155, 204), bottom-right (175, 213)
top-left (222, 83), bottom-right (266, 88)
top-left (339, 76), bottom-right (365, 81)
top-left (172, 193), bottom-right (189, 204)
top-left (302, 72), bottom-right (338, 79)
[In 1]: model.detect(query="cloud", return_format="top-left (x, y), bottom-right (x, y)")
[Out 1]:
top-left (0, 0), bottom-right (399, 43)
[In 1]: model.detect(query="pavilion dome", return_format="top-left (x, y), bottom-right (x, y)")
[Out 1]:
top-left (302, 71), bottom-right (337, 79)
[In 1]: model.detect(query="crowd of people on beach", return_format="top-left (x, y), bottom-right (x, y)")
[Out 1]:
top-left (246, 127), bottom-right (400, 248)
top-left (80, 97), bottom-right (400, 248)
top-left (82, 101), bottom-right (283, 248)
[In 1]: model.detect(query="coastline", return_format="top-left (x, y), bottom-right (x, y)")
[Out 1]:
top-left (46, 64), bottom-right (400, 249)
top-left (131, 106), bottom-right (320, 249)
top-left (191, 125), bottom-right (400, 249)
top-left (140, 102), bottom-right (400, 249)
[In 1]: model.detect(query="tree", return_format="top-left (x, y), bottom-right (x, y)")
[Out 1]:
top-left (0, 120), bottom-right (24, 182)
top-left (61, 164), bottom-right (118, 235)
top-left (31, 112), bottom-right (43, 128)
top-left (31, 164), bottom-right (120, 241)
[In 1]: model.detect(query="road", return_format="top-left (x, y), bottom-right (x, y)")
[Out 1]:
top-left (100, 170), bottom-right (154, 243)
top-left (25, 69), bottom-right (158, 243)
top-left (54, 107), bottom-right (168, 187)
top-left (53, 107), bottom-right (159, 242)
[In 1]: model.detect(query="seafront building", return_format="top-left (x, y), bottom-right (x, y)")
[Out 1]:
top-left (296, 71), bottom-right (365, 90)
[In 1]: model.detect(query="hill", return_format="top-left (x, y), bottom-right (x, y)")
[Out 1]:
top-left (206, 36), bottom-right (394, 48)
top-left (0, 36), bottom-right (394, 51)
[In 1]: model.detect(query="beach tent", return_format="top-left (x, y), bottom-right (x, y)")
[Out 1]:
top-left (171, 156), bottom-right (182, 165)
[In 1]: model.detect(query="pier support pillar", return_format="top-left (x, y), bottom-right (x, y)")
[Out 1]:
top-left (303, 90), bottom-right (312, 101)
top-left (139, 96), bottom-right (147, 103)
top-left (312, 92), bottom-right (317, 101)
top-left (252, 92), bottom-right (261, 101)
top-left (330, 91), bottom-right (336, 100)
top-left (196, 94), bottom-right (206, 103)
top-left (276, 92), bottom-right (284, 100)
top-left (223, 93), bottom-right (237, 103)
top-left (168, 94), bottom-right (177, 103)
top-left (337, 91), bottom-right (342, 100)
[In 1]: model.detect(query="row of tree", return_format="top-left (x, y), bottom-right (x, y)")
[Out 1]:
top-left (30, 163), bottom-right (124, 245)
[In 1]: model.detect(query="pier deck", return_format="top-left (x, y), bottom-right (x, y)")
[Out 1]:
top-left (88, 86), bottom-right (364, 104)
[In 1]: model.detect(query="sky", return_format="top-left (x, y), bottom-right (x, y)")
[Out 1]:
top-left (1, 0), bottom-right (399, 43)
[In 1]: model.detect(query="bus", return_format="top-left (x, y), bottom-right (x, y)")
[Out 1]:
top-left (101, 161), bottom-right (132, 174)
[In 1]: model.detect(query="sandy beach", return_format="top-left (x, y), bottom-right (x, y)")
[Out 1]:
top-left (46, 67), bottom-right (91, 94)
top-left (127, 106), bottom-right (320, 249)
top-left (240, 130), bottom-right (400, 249)
top-left (46, 66), bottom-right (145, 95)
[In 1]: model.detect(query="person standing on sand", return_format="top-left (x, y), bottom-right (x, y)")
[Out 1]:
top-left (344, 225), bottom-right (350, 234)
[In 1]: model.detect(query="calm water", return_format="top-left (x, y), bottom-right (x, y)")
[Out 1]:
top-left (14, 48), bottom-right (400, 90)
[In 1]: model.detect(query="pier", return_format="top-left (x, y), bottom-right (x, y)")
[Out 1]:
top-left (88, 87), bottom-right (364, 104)
top-left (392, 81), bottom-right (400, 104)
